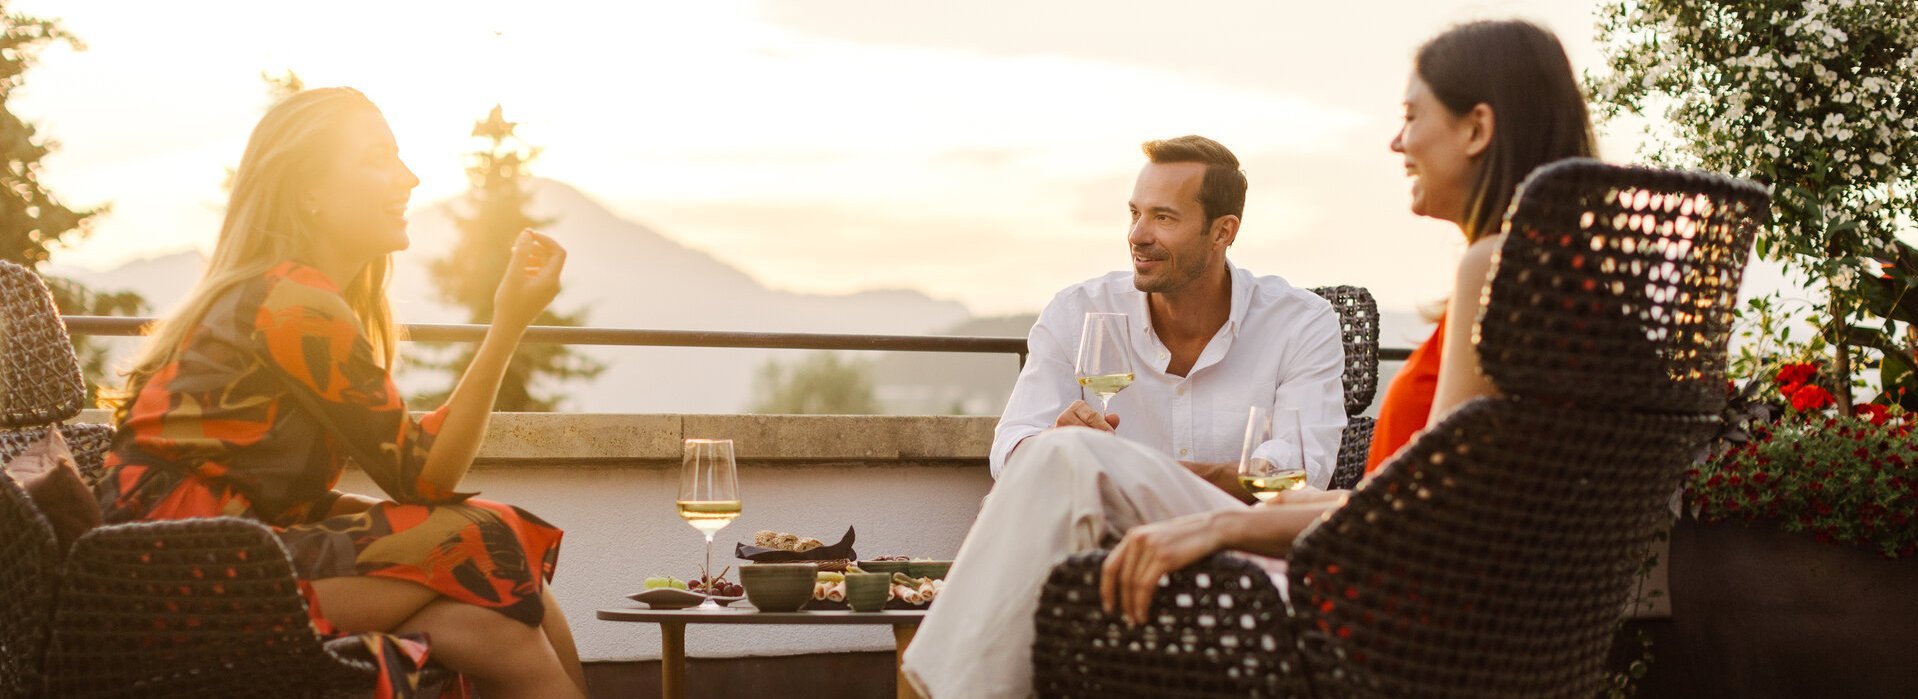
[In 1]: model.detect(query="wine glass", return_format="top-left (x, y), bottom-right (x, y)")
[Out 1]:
top-left (1239, 406), bottom-right (1308, 502)
top-left (1075, 312), bottom-right (1135, 412)
top-left (678, 438), bottom-right (741, 609)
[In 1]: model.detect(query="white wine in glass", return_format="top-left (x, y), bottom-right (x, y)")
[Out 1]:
top-left (1075, 312), bottom-right (1135, 412)
top-left (1239, 406), bottom-right (1308, 502)
top-left (678, 438), bottom-right (740, 609)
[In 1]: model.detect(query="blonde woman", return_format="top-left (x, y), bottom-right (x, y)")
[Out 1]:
top-left (98, 88), bottom-right (585, 698)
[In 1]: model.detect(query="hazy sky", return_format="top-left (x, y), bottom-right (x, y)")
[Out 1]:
top-left (15, 0), bottom-right (1789, 318)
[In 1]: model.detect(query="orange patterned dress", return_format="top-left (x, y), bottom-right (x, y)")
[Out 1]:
top-left (98, 261), bottom-right (563, 641)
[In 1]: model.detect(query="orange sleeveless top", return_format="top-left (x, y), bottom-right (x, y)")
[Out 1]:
top-left (1366, 315), bottom-right (1444, 473)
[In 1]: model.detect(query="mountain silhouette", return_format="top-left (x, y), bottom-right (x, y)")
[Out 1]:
top-left (53, 178), bottom-right (975, 413)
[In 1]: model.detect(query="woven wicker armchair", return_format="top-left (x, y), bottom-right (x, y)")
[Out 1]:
top-left (1033, 160), bottom-right (1770, 698)
top-left (1307, 286), bottom-right (1380, 491)
top-left (0, 475), bottom-right (59, 699)
top-left (46, 518), bottom-right (409, 698)
top-left (0, 260), bottom-right (433, 698)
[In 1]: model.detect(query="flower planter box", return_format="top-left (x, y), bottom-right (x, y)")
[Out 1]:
top-left (1650, 517), bottom-right (1918, 698)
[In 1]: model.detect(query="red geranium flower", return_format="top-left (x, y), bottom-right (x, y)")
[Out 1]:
top-left (1792, 385), bottom-right (1836, 412)
top-left (1776, 363), bottom-right (1819, 387)
top-left (1856, 403), bottom-right (1891, 426)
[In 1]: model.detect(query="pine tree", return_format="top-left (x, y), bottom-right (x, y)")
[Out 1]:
top-left (417, 105), bottom-right (602, 411)
top-left (0, 4), bottom-right (144, 401)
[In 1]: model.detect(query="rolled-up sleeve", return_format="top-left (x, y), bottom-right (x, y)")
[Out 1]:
top-left (990, 304), bottom-right (1080, 478)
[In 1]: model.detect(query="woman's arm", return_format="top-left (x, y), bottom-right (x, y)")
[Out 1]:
top-left (416, 230), bottom-right (566, 496)
top-left (1100, 500), bottom-right (1339, 624)
top-left (1427, 235), bottom-right (1504, 424)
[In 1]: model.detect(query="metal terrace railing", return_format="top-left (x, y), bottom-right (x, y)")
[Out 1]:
top-left (60, 316), bottom-right (1417, 365)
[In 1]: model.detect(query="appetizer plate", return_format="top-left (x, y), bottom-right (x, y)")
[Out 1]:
top-left (626, 588), bottom-right (745, 609)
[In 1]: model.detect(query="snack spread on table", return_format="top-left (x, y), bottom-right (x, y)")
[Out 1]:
top-left (643, 566), bottom-right (744, 597)
top-left (753, 530), bottom-right (825, 552)
top-left (812, 569), bottom-right (944, 606)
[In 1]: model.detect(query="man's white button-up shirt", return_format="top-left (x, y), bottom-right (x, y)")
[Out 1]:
top-left (991, 264), bottom-right (1348, 488)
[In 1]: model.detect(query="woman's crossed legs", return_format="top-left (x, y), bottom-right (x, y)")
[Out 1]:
top-left (311, 576), bottom-right (586, 699)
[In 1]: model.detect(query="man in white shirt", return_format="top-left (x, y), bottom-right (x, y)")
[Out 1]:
top-left (903, 136), bottom-right (1347, 699)
top-left (993, 135), bottom-right (1347, 491)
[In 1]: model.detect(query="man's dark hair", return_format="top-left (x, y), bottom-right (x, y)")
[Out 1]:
top-left (1140, 135), bottom-right (1248, 229)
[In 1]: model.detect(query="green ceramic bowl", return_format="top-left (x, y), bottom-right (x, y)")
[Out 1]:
top-left (856, 560), bottom-right (915, 577)
top-left (844, 572), bottom-right (891, 612)
top-left (909, 560), bottom-right (953, 580)
top-left (740, 563), bottom-right (817, 612)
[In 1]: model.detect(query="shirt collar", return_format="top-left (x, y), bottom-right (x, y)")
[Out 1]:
top-left (1225, 260), bottom-right (1250, 338)
top-left (1129, 260), bottom-right (1252, 339)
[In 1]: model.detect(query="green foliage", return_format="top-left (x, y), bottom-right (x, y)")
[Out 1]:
top-left (0, 3), bottom-right (143, 402)
top-left (413, 105), bottom-right (603, 411)
top-left (1590, 0), bottom-right (1918, 408)
top-left (0, 4), bottom-right (99, 268)
top-left (750, 352), bottom-right (880, 415)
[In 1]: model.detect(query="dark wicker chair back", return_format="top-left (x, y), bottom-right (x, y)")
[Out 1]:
top-left (45, 518), bottom-right (379, 698)
top-left (0, 475), bottom-right (60, 699)
top-left (1282, 161), bottom-right (1767, 697)
top-left (0, 261), bottom-right (85, 428)
top-left (1286, 401), bottom-right (1715, 697)
top-left (1474, 160), bottom-right (1767, 413)
top-left (1308, 286), bottom-right (1380, 417)
top-left (1307, 286), bottom-right (1381, 491)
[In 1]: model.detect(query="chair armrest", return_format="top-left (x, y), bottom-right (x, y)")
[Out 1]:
top-left (47, 517), bottom-right (375, 698)
top-left (1032, 550), bottom-right (1311, 698)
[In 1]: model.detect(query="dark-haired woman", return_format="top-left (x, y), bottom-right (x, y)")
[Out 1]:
top-left (904, 20), bottom-right (1599, 699)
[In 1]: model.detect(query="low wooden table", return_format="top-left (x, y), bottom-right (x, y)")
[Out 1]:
top-left (597, 607), bottom-right (929, 699)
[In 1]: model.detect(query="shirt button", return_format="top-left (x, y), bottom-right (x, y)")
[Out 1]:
top-left (1179, 448), bottom-right (1190, 457)
top-left (1176, 386), bottom-right (1186, 396)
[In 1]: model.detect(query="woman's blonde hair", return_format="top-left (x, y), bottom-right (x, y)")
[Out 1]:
top-left (108, 87), bottom-right (400, 415)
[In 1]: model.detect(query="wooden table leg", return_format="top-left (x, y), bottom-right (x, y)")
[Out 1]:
top-left (661, 621), bottom-right (686, 699)
top-left (893, 624), bottom-right (921, 699)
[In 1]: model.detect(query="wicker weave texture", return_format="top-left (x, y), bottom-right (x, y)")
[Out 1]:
top-left (1476, 159), bottom-right (1767, 414)
top-left (0, 262), bottom-right (85, 428)
top-left (1309, 286), bottom-right (1380, 416)
top-left (1330, 417), bottom-right (1376, 491)
top-left (45, 518), bottom-right (376, 698)
top-left (1035, 551), bottom-right (1312, 699)
top-left (1, 423), bottom-right (116, 489)
top-left (0, 475), bottom-right (59, 699)
top-left (1286, 399), bottom-right (1715, 698)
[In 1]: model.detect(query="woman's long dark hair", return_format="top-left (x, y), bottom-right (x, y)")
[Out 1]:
top-left (1416, 20), bottom-right (1597, 242)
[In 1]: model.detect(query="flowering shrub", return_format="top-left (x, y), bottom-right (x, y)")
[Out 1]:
top-left (1591, 0), bottom-right (1918, 413)
top-left (1590, 0), bottom-right (1918, 274)
top-left (1691, 363), bottom-right (1918, 558)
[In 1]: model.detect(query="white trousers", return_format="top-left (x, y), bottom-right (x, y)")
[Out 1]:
top-left (901, 428), bottom-right (1283, 699)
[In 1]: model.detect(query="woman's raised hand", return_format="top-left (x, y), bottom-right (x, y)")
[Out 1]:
top-left (493, 229), bottom-right (567, 331)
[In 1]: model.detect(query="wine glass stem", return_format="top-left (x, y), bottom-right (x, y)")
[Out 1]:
top-left (703, 533), bottom-right (715, 585)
